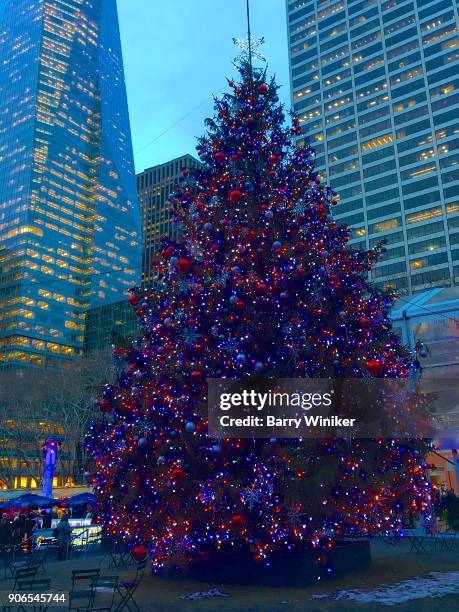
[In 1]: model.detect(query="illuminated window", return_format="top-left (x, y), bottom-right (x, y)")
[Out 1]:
top-left (372, 219), bottom-right (400, 233)
top-left (406, 208), bottom-right (442, 224)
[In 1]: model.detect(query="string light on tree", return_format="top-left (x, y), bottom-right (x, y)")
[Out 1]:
top-left (86, 31), bottom-right (431, 572)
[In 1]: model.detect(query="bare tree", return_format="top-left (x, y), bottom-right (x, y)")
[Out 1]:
top-left (0, 348), bottom-right (114, 489)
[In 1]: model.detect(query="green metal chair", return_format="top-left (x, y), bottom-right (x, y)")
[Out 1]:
top-left (115, 559), bottom-right (147, 612)
top-left (68, 569), bottom-right (101, 611)
top-left (75, 576), bottom-right (118, 612)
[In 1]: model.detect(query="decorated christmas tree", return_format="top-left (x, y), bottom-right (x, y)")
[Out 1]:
top-left (86, 53), bottom-right (431, 572)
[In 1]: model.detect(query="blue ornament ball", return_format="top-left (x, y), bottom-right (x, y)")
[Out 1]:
top-left (265, 210), bottom-right (274, 220)
top-left (255, 361), bottom-right (264, 372)
top-left (185, 421), bottom-right (196, 433)
top-left (272, 241), bottom-right (282, 250)
top-left (229, 295), bottom-right (238, 304)
top-left (236, 353), bottom-right (246, 363)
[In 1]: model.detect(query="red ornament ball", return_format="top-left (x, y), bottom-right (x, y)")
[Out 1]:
top-left (131, 544), bottom-right (147, 562)
top-left (191, 370), bottom-right (202, 382)
top-left (229, 189), bottom-right (242, 204)
top-left (366, 359), bottom-right (383, 376)
top-left (98, 399), bottom-right (113, 413)
top-left (255, 282), bottom-right (269, 295)
top-left (258, 83), bottom-right (268, 93)
top-left (231, 513), bottom-right (245, 529)
top-left (214, 151), bottom-right (225, 163)
top-left (128, 294), bottom-right (137, 306)
top-left (170, 466), bottom-right (185, 482)
top-left (178, 258), bottom-right (191, 273)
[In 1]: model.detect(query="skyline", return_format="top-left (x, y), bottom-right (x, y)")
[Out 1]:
top-left (117, 0), bottom-right (290, 173)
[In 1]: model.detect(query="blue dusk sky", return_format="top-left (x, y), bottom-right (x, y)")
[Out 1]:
top-left (117, 0), bottom-right (290, 174)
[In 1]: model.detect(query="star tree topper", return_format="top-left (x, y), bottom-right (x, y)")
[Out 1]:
top-left (232, 36), bottom-right (266, 63)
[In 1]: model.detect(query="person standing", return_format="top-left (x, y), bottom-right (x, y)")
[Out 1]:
top-left (85, 506), bottom-right (93, 523)
top-left (24, 513), bottom-right (37, 552)
top-left (0, 514), bottom-right (11, 561)
top-left (42, 510), bottom-right (52, 530)
top-left (55, 513), bottom-right (72, 561)
top-left (11, 514), bottom-right (21, 548)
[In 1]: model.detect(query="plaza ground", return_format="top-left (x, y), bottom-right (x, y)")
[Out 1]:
top-left (1, 539), bottom-right (458, 611)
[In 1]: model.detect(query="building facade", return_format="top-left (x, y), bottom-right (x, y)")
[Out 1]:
top-left (0, 0), bottom-right (141, 367)
top-left (84, 299), bottom-right (138, 353)
top-left (286, 0), bottom-right (459, 294)
top-left (137, 154), bottom-right (200, 287)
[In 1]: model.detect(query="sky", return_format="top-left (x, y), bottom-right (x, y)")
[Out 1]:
top-left (117, 0), bottom-right (290, 174)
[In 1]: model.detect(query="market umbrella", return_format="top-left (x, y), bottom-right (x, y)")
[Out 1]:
top-left (68, 493), bottom-right (96, 506)
top-left (6, 494), bottom-right (55, 508)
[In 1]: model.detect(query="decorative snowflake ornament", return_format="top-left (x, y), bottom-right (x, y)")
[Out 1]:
top-left (180, 328), bottom-right (201, 347)
top-left (241, 485), bottom-right (262, 510)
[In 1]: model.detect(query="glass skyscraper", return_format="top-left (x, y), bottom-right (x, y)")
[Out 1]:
top-left (0, 0), bottom-right (141, 367)
top-left (287, 0), bottom-right (459, 294)
top-left (137, 154), bottom-right (200, 287)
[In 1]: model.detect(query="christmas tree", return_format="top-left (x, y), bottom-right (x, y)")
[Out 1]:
top-left (86, 55), bottom-right (431, 572)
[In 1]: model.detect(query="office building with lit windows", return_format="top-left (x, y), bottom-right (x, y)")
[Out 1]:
top-left (0, 0), bottom-right (141, 367)
top-left (84, 299), bottom-right (138, 353)
top-left (137, 154), bottom-right (200, 287)
top-left (287, 0), bottom-right (459, 294)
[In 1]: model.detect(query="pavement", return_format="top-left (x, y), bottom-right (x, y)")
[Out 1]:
top-left (0, 539), bottom-right (458, 611)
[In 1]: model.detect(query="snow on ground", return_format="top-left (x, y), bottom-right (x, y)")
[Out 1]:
top-left (178, 587), bottom-right (230, 600)
top-left (311, 572), bottom-right (459, 606)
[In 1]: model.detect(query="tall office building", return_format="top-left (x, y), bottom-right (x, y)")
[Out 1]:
top-left (286, 0), bottom-right (459, 294)
top-left (84, 299), bottom-right (138, 353)
top-left (0, 0), bottom-right (141, 367)
top-left (137, 154), bottom-right (200, 287)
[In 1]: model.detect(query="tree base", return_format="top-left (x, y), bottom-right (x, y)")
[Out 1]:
top-left (163, 539), bottom-right (371, 586)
